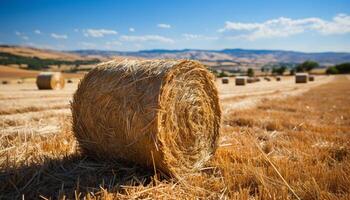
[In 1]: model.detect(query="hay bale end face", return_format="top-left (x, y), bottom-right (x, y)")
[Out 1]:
top-left (235, 76), bottom-right (246, 85)
top-left (36, 72), bottom-right (65, 90)
top-left (71, 59), bottom-right (221, 178)
top-left (295, 73), bottom-right (308, 83)
top-left (222, 77), bottom-right (229, 84)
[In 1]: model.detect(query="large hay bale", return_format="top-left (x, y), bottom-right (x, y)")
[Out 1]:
top-left (222, 77), bottom-right (229, 84)
top-left (295, 73), bottom-right (308, 83)
top-left (309, 75), bottom-right (315, 81)
top-left (235, 76), bottom-right (246, 86)
top-left (71, 60), bottom-right (221, 178)
top-left (36, 72), bottom-right (65, 90)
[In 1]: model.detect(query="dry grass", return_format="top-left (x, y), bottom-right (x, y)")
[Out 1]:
top-left (0, 76), bottom-right (349, 199)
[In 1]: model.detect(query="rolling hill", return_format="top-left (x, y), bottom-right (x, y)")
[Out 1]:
top-left (70, 48), bottom-right (350, 66)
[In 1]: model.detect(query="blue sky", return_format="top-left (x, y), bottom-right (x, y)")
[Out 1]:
top-left (0, 0), bottom-right (349, 52)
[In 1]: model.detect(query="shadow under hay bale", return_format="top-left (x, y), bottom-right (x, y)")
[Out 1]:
top-left (36, 72), bottom-right (65, 90)
top-left (72, 59), bottom-right (221, 179)
top-left (0, 155), bottom-right (155, 199)
top-left (295, 73), bottom-right (308, 84)
top-left (235, 77), bottom-right (246, 85)
top-left (222, 77), bottom-right (229, 84)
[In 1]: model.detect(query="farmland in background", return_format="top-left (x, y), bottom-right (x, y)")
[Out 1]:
top-left (0, 67), bottom-right (349, 198)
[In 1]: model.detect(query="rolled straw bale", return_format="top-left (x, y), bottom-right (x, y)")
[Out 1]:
top-left (264, 77), bottom-right (271, 81)
top-left (71, 59), bottom-right (221, 178)
top-left (235, 76), bottom-right (246, 86)
top-left (247, 77), bottom-right (255, 83)
top-left (222, 77), bottom-right (229, 84)
top-left (67, 79), bottom-right (73, 83)
top-left (36, 72), bottom-right (65, 89)
top-left (309, 75), bottom-right (315, 81)
top-left (295, 73), bottom-right (308, 83)
top-left (2, 80), bottom-right (9, 84)
top-left (276, 76), bottom-right (281, 81)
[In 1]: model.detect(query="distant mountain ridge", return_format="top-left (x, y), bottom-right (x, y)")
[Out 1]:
top-left (69, 48), bottom-right (350, 65)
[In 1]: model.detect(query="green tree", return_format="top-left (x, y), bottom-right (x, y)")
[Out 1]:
top-left (334, 62), bottom-right (350, 74)
top-left (326, 66), bottom-right (339, 74)
top-left (296, 60), bottom-right (319, 72)
top-left (290, 68), bottom-right (296, 75)
top-left (247, 68), bottom-right (254, 77)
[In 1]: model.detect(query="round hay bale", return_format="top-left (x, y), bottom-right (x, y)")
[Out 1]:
top-left (247, 77), bottom-right (255, 83)
top-left (2, 80), bottom-right (9, 84)
top-left (276, 76), bottom-right (281, 81)
top-left (67, 79), bottom-right (73, 83)
top-left (222, 77), bottom-right (229, 84)
top-left (36, 72), bottom-right (65, 90)
top-left (264, 77), bottom-right (271, 81)
top-left (309, 75), bottom-right (315, 81)
top-left (235, 76), bottom-right (246, 86)
top-left (71, 59), bottom-right (221, 178)
top-left (295, 73), bottom-right (308, 83)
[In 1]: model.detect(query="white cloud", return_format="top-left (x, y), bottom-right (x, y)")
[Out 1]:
top-left (15, 31), bottom-right (29, 40)
top-left (182, 33), bottom-right (218, 40)
top-left (34, 29), bottom-right (41, 34)
top-left (129, 27), bottom-right (135, 32)
top-left (219, 13), bottom-right (350, 40)
top-left (74, 28), bottom-right (79, 32)
top-left (83, 29), bottom-right (118, 37)
top-left (157, 23), bottom-right (171, 29)
top-left (21, 36), bottom-right (29, 40)
top-left (120, 35), bottom-right (174, 43)
top-left (51, 33), bottom-right (68, 39)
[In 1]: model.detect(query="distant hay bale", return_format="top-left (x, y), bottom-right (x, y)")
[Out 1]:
top-left (36, 72), bottom-right (65, 90)
top-left (1, 80), bottom-right (16, 84)
top-left (67, 79), bottom-right (73, 83)
top-left (309, 75), bottom-right (315, 81)
top-left (255, 77), bottom-right (261, 82)
top-left (235, 76), bottom-right (246, 86)
top-left (71, 59), bottom-right (221, 178)
top-left (295, 73), bottom-right (308, 83)
top-left (222, 77), bottom-right (229, 84)
top-left (247, 77), bottom-right (255, 83)
top-left (264, 77), bottom-right (271, 81)
top-left (276, 76), bottom-right (281, 81)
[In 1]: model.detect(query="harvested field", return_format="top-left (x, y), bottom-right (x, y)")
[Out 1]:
top-left (0, 74), bottom-right (349, 199)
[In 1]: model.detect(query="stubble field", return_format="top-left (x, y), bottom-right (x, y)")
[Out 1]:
top-left (0, 75), bottom-right (349, 199)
